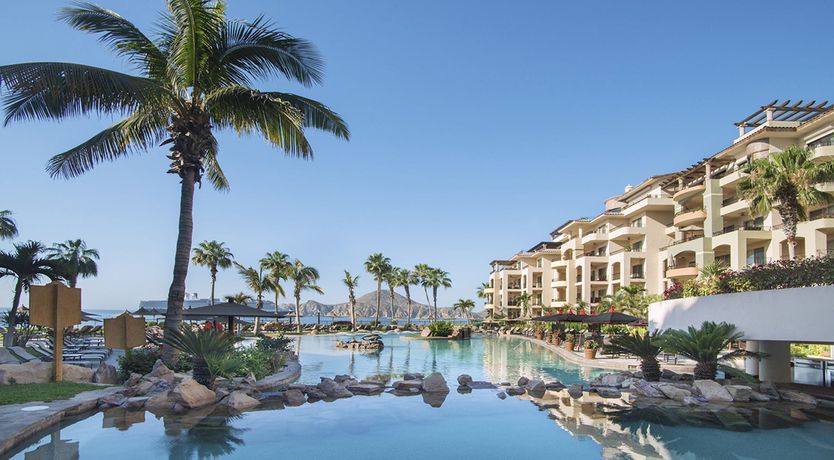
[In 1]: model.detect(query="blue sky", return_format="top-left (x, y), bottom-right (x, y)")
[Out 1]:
top-left (2, 1), bottom-right (834, 310)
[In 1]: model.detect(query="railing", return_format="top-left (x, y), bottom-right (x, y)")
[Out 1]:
top-left (631, 272), bottom-right (645, 279)
top-left (590, 297), bottom-right (602, 304)
top-left (590, 274), bottom-right (607, 282)
top-left (609, 247), bottom-right (645, 255)
top-left (583, 251), bottom-right (606, 257)
top-left (675, 207), bottom-right (705, 217)
top-left (722, 197), bottom-right (740, 206)
top-left (660, 234), bottom-right (704, 250)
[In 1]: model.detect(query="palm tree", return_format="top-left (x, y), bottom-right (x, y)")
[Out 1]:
top-left (655, 321), bottom-right (745, 380)
top-left (164, 326), bottom-right (240, 388)
top-left (260, 251), bottom-right (291, 314)
top-left (0, 211), bottom-right (18, 240)
top-left (0, 2), bottom-right (349, 362)
top-left (46, 239), bottom-right (100, 288)
top-left (0, 241), bottom-right (61, 346)
top-left (224, 292), bottom-right (253, 305)
top-left (235, 263), bottom-right (268, 334)
top-left (364, 253), bottom-right (390, 325)
top-left (476, 282), bottom-right (488, 299)
top-left (413, 263), bottom-right (433, 309)
top-left (191, 240), bottom-right (233, 304)
top-left (606, 331), bottom-right (663, 382)
top-left (396, 268), bottom-right (417, 325)
top-left (452, 298), bottom-right (475, 323)
top-left (515, 292), bottom-right (532, 319)
top-left (738, 145), bottom-right (834, 260)
top-left (610, 285), bottom-right (660, 319)
top-left (342, 271), bottom-right (360, 331)
top-left (288, 260), bottom-right (324, 333)
top-left (384, 265), bottom-right (400, 321)
top-left (424, 267), bottom-right (452, 322)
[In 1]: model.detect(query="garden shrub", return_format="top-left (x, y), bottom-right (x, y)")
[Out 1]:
top-left (427, 321), bottom-right (454, 337)
top-left (117, 347), bottom-right (191, 381)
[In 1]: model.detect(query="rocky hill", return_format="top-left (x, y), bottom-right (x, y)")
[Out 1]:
top-left (283, 290), bottom-right (481, 320)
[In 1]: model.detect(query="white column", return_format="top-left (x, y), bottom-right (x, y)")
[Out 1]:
top-left (758, 340), bottom-right (792, 383)
top-left (744, 340), bottom-right (759, 376)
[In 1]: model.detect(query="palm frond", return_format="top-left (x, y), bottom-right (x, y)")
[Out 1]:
top-left (203, 143), bottom-right (230, 191)
top-left (166, 0), bottom-right (224, 89)
top-left (266, 92), bottom-right (349, 139)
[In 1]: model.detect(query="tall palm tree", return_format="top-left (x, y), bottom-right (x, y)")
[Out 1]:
top-left (364, 253), bottom-right (390, 325)
top-left (224, 292), bottom-right (252, 305)
top-left (235, 263), bottom-right (268, 334)
top-left (424, 267), bottom-right (452, 322)
top-left (739, 145), bottom-right (834, 260)
top-left (260, 251), bottom-right (291, 313)
top-left (46, 239), bottom-right (100, 288)
top-left (288, 260), bottom-right (324, 333)
top-left (413, 263), bottom-right (433, 312)
top-left (191, 240), bottom-right (233, 304)
top-left (515, 292), bottom-right (532, 319)
top-left (452, 298), bottom-right (475, 323)
top-left (384, 265), bottom-right (400, 321)
top-left (342, 271), bottom-right (360, 331)
top-left (396, 268), bottom-right (417, 325)
top-left (0, 211), bottom-right (18, 240)
top-left (0, 241), bottom-right (61, 346)
top-left (0, 2), bottom-right (349, 362)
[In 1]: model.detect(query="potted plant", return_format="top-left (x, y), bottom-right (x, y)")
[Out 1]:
top-left (535, 327), bottom-right (545, 340)
top-left (584, 340), bottom-right (599, 359)
top-left (564, 333), bottom-right (576, 352)
top-left (552, 333), bottom-right (561, 346)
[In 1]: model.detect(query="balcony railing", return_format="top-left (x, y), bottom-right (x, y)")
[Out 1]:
top-left (675, 207), bottom-right (705, 217)
top-left (590, 274), bottom-right (607, 282)
top-left (722, 196), bottom-right (740, 206)
top-left (609, 247), bottom-right (645, 255)
top-left (660, 234), bottom-right (704, 250)
top-left (631, 272), bottom-right (645, 279)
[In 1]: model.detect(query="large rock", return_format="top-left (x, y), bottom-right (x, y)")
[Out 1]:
top-left (749, 391), bottom-right (771, 402)
top-left (594, 373), bottom-right (627, 387)
top-left (403, 373), bottom-right (423, 381)
top-left (517, 376), bottom-right (529, 386)
top-left (223, 390), bottom-right (260, 411)
top-left (147, 360), bottom-right (175, 382)
top-left (656, 384), bottom-right (691, 401)
top-left (545, 381), bottom-right (565, 391)
top-left (392, 380), bottom-right (423, 391)
top-left (525, 379), bottom-right (545, 395)
top-left (283, 389), bottom-right (306, 406)
top-left (346, 383), bottom-right (382, 395)
top-left (0, 362), bottom-right (93, 384)
top-left (724, 385), bottom-right (753, 402)
top-left (93, 363), bottom-right (119, 384)
top-left (505, 386), bottom-right (525, 396)
top-left (421, 373), bottom-right (449, 393)
top-left (145, 391), bottom-right (173, 410)
top-left (758, 381), bottom-right (781, 400)
top-left (420, 327), bottom-right (432, 337)
top-left (594, 387), bottom-right (622, 398)
top-left (631, 379), bottom-right (665, 398)
top-left (567, 384), bottom-right (583, 399)
top-left (171, 378), bottom-right (216, 409)
top-left (692, 380), bottom-right (733, 402)
top-left (457, 374), bottom-right (473, 386)
top-left (778, 390), bottom-right (817, 406)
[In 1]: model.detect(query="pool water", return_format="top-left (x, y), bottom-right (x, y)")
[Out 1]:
top-left (7, 334), bottom-right (834, 460)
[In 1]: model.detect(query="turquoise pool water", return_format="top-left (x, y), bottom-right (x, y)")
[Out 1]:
top-left (7, 334), bottom-right (834, 459)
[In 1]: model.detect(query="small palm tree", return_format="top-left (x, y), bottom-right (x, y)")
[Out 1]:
top-left (342, 271), bottom-right (360, 330)
top-left (364, 253), bottom-right (391, 325)
top-left (0, 2), bottom-right (348, 362)
top-left (384, 265), bottom-right (400, 321)
top-left (0, 211), bottom-right (18, 240)
top-left (235, 263), bottom-right (269, 334)
top-left (260, 251), bottom-right (291, 314)
top-left (46, 239), bottom-right (100, 288)
top-left (739, 145), bottom-right (834, 260)
top-left (224, 292), bottom-right (253, 306)
top-left (424, 267), bottom-right (452, 322)
top-left (288, 260), bottom-right (324, 333)
top-left (655, 321), bottom-right (745, 381)
top-left (606, 331), bottom-right (662, 382)
top-left (396, 268), bottom-right (417, 325)
top-left (191, 240), bottom-right (233, 304)
top-left (164, 326), bottom-right (240, 388)
top-left (0, 241), bottom-right (61, 346)
top-left (452, 298), bottom-right (475, 323)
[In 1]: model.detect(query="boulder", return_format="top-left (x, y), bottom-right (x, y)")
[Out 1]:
top-left (724, 385), bottom-right (753, 402)
top-left (758, 381), bottom-right (781, 400)
top-left (567, 384), bottom-right (583, 399)
top-left (123, 396), bottom-right (149, 410)
top-left (594, 387), bottom-right (622, 398)
top-left (171, 378), bottom-right (216, 409)
top-left (92, 363), bottom-right (119, 384)
top-left (682, 396), bottom-right (706, 406)
top-left (124, 373), bottom-right (142, 387)
top-left (334, 375), bottom-right (354, 384)
top-left (620, 378), bottom-right (638, 389)
top-left (421, 373), bottom-right (449, 393)
top-left (631, 379), bottom-right (665, 398)
top-left (392, 380), bottom-right (423, 392)
top-left (147, 360), bottom-right (175, 382)
top-left (457, 374), bottom-right (473, 386)
top-left (656, 384), bottom-right (691, 401)
top-left (778, 390), bottom-right (817, 406)
top-left (99, 393), bottom-right (127, 408)
top-left (345, 383), bottom-right (381, 395)
top-left (660, 369), bottom-right (678, 380)
top-left (505, 386), bottom-right (525, 396)
top-left (145, 391), bottom-right (173, 410)
top-left (403, 373), bottom-right (423, 381)
top-left (749, 391), bottom-right (771, 402)
top-left (283, 389), bottom-right (306, 406)
top-left (517, 377), bottom-right (529, 386)
top-left (223, 390), bottom-right (260, 411)
top-left (0, 362), bottom-right (96, 384)
top-left (692, 380), bottom-right (733, 403)
top-left (524, 379), bottom-right (545, 394)
top-left (595, 373), bottom-right (627, 387)
top-left (420, 327), bottom-right (432, 337)
top-left (496, 391), bottom-right (507, 400)
top-left (305, 388), bottom-right (328, 401)
top-left (545, 381), bottom-right (565, 391)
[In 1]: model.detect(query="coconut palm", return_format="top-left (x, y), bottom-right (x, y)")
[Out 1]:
top-left (423, 267), bottom-right (452, 322)
top-left (0, 2), bottom-right (349, 362)
top-left (46, 239), bottom-right (100, 288)
top-left (610, 285), bottom-right (660, 319)
top-left (191, 240), bottom-right (233, 304)
top-left (739, 145), bottom-right (834, 260)
top-left (452, 298), bottom-right (475, 322)
top-left (515, 292), bottom-right (532, 319)
top-left (476, 282), bottom-right (488, 299)
top-left (164, 326), bottom-right (241, 388)
top-left (224, 292), bottom-right (253, 305)
top-left (396, 268), bottom-right (417, 325)
top-left (384, 265), bottom-right (400, 321)
top-left (235, 263), bottom-right (269, 334)
top-left (0, 211), bottom-right (18, 240)
top-left (288, 260), bottom-right (324, 333)
top-left (364, 253), bottom-right (390, 325)
top-left (260, 251), bottom-right (291, 313)
top-left (0, 241), bottom-right (61, 346)
top-left (413, 263), bottom-right (433, 309)
top-left (342, 271), bottom-right (360, 331)
top-left (655, 321), bottom-right (745, 381)
top-left (606, 331), bottom-right (663, 381)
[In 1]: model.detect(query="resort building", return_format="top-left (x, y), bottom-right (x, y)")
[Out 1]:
top-left (484, 100), bottom-right (834, 318)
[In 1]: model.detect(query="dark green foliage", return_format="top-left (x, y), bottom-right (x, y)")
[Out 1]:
top-left (428, 321), bottom-right (454, 337)
top-left (605, 331), bottom-right (663, 381)
top-left (117, 347), bottom-right (190, 381)
top-left (255, 334), bottom-right (291, 353)
top-left (164, 327), bottom-right (241, 388)
top-left (655, 322), bottom-right (745, 380)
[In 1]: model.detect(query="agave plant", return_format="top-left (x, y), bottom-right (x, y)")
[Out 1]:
top-left (163, 327), bottom-right (241, 388)
top-left (606, 331), bottom-right (662, 382)
top-left (655, 321), bottom-right (745, 381)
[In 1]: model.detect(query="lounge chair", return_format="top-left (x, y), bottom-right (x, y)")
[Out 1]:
top-left (29, 343), bottom-right (101, 368)
top-left (0, 348), bottom-right (21, 364)
top-left (9, 346), bottom-right (41, 363)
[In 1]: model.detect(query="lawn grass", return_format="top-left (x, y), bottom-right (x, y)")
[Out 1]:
top-left (0, 382), bottom-right (105, 405)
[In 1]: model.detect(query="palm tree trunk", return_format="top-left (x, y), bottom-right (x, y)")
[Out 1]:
top-left (163, 170), bottom-right (197, 364)
top-left (255, 294), bottom-right (263, 334)
top-left (295, 293), bottom-right (302, 334)
top-left (405, 287), bottom-right (412, 325)
top-left (694, 362), bottom-right (718, 381)
top-left (432, 287), bottom-right (438, 322)
top-left (780, 206), bottom-right (799, 260)
top-left (389, 287), bottom-right (396, 322)
top-left (3, 281), bottom-right (23, 347)
top-left (350, 295), bottom-right (356, 331)
top-left (274, 291), bottom-right (280, 314)
top-left (69, 274), bottom-right (78, 289)
top-left (375, 280), bottom-right (381, 325)
top-left (210, 266), bottom-right (217, 305)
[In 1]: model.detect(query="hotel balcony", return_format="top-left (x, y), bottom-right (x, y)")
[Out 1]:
top-left (666, 265), bottom-right (699, 279)
top-left (551, 279), bottom-right (567, 287)
top-left (719, 169), bottom-right (746, 187)
top-left (609, 225), bottom-right (646, 241)
top-left (720, 197), bottom-right (748, 217)
top-left (621, 195), bottom-right (675, 216)
top-left (673, 184), bottom-right (705, 203)
top-left (810, 144), bottom-right (834, 162)
top-left (581, 231), bottom-right (608, 245)
top-left (673, 208), bottom-right (707, 227)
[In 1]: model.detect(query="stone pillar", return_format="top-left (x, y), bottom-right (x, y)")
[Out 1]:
top-left (758, 340), bottom-right (792, 383)
top-left (744, 340), bottom-right (759, 376)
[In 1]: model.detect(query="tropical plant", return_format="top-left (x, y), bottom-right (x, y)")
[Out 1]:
top-left (396, 268), bottom-right (417, 324)
top-left (0, 210), bottom-right (18, 240)
top-left (164, 326), bottom-right (241, 388)
top-left (423, 267), bottom-right (452, 322)
top-left (0, 241), bottom-right (62, 346)
top-left (452, 298), bottom-right (475, 322)
top-left (235, 263), bottom-right (268, 334)
top-left (0, 310), bottom-right (38, 347)
top-left (606, 331), bottom-right (663, 381)
top-left (0, 2), bottom-right (349, 362)
top-left (383, 264), bottom-right (400, 321)
top-left (739, 145), bottom-right (834, 260)
top-left (287, 260), bottom-right (324, 333)
top-left (427, 321), bottom-right (454, 337)
top-left (610, 285), bottom-right (660, 318)
top-left (364, 253), bottom-right (390, 325)
top-left (515, 292), bottom-right (532, 319)
top-left (342, 271), bottom-right (360, 331)
top-left (224, 292), bottom-right (253, 305)
top-left (475, 282), bottom-right (488, 300)
top-left (655, 321), bottom-right (746, 381)
top-left (191, 240), bottom-right (233, 304)
top-left (46, 239), bottom-right (100, 289)
top-left (260, 251), bottom-right (291, 313)
top-left (413, 263), bottom-right (433, 308)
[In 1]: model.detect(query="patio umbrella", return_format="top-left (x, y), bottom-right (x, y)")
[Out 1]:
top-left (531, 313), bottom-right (585, 323)
top-left (584, 311), bottom-right (640, 325)
top-left (171, 302), bottom-right (291, 332)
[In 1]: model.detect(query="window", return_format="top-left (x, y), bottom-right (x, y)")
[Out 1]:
top-left (631, 264), bottom-right (644, 279)
top-left (746, 247), bottom-right (765, 266)
top-left (810, 205), bottom-right (834, 220)
top-left (809, 133), bottom-right (834, 149)
top-left (596, 247), bottom-right (606, 256)
top-left (716, 255), bottom-right (731, 267)
top-left (631, 217), bottom-right (643, 228)
top-left (632, 240), bottom-right (643, 252)
top-left (597, 225), bottom-right (607, 234)
top-left (743, 217), bottom-right (763, 230)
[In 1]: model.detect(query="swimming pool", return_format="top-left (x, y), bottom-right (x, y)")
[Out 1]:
top-left (7, 334), bottom-right (834, 459)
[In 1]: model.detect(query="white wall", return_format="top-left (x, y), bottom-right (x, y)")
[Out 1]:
top-left (649, 286), bottom-right (834, 343)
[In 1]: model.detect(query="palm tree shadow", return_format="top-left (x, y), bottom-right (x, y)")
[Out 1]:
top-left (165, 410), bottom-right (248, 459)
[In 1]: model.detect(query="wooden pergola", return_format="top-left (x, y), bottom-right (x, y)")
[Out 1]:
top-left (736, 99), bottom-right (832, 130)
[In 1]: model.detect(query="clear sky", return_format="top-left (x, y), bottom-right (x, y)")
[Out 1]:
top-left (2, 1), bottom-right (834, 310)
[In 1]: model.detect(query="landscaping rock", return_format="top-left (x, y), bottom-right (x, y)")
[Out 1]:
top-left (420, 327), bottom-right (432, 337)
top-left (421, 373), bottom-right (449, 393)
top-left (524, 379), bottom-right (545, 395)
top-left (345, 383), bottom-right (382, 395)
top-left (505, 386), bottom-right (525, 396)
top-left (224, 390), bottom-right (260, 411)
top-left (620, 377), bottom-right (638, 389)
top-left (567, 384), bottom-right (583, 399)
top-left (758, 381), bottom-right (781, 400)
top-left (63, 364), bottom-right (95, 383)
top-left (496, 391), bottom-right (507, 399)
top-left (661, 369), bottom-right (678, 380)
top-left (749, 391), bottom-right (771, 402)
top-left (144, 391), bottom-right (172, 410)
top-left (778, 390), bottom-right (817, 406)
top-left (334, 375), bottom-right (354, 384)
top-left (656, 384), bottom-right (691, 401)
top-left (123, 396), bottom-right (149, 410)
top-left (545, 381), bottom-right (565, 391)
top-left (124, 373), bottom-right (142, 387)
top-left (171, 378), bottom-right (216, 409)
top-left (724, 385), bottom-right (753, 402)
top-left (99, 393), bottom-right (127, 408)
top-left (404, 373), bottom-right (424, 381)
top-left (421, 391), bottom-right (448, 408)
top-left (517, 376), bottom-right (529, 386)
top-left (147, 360), bottom-right (175, 382)
top-left (631, 379), bottom-right (665, 398)
top-left (283, 389), bottom-right (306, 406)
top-left (692, 380), bottom-right (733, 403)
top-left (682, 396), bottom-right (706, 406)
top-left (594, 387), bottom-right (622, 398)
top-left (93, 363), bottom-right (119, 384)
top-left (594, 373), bottom-right (627, 387)
top-left (457, 374), bottom-right (473, 386)
top-left (392, 380), bottom-right (423, 391)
